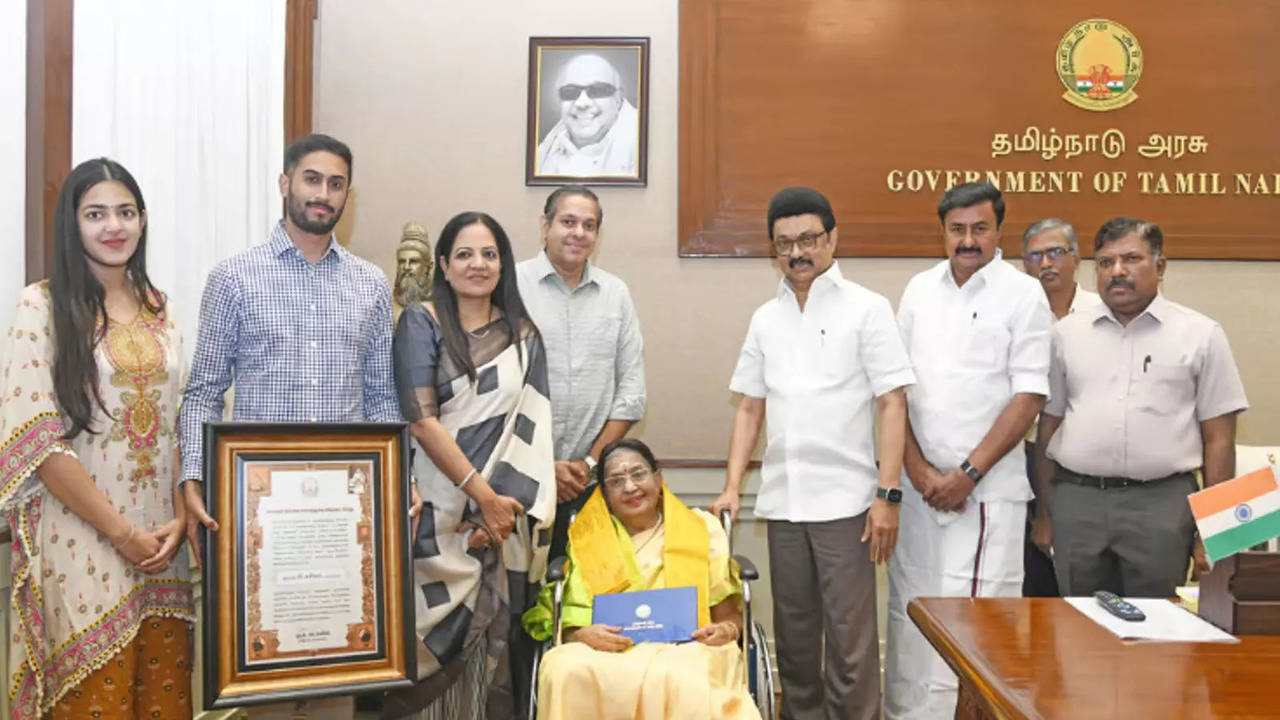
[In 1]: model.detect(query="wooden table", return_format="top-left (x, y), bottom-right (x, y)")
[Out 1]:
top-left (909, 597), bottom-right (1280, 719)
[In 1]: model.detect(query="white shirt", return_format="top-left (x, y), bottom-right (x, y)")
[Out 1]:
top-left (898, 252), bottom-right (1053, 502)
top-left (729, 262), bottom-right (916, 522)
top-left (1067, 284), bottom-right (1101, 316)
top-left (1028, 283), bottom-right (1102, 440)
top-left (535, 101), bottom-right (640, 177)
top-left (1045, 294), bottom-right (1248, 479)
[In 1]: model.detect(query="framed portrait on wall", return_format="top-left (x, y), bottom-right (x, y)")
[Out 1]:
top-left (201, 422), bottom-right (415, 708)
top-left (526, 36), bottom-right (650, 186)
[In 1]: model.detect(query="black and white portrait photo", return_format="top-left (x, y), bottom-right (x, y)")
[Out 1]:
top-left (526, 37), bottom-right (649, 186)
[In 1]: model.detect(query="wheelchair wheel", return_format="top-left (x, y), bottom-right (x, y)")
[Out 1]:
top-left (749, 620), bottom-right (775, 719)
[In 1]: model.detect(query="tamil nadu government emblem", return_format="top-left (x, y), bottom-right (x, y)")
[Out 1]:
top-left (1057, 19), bottom-right (1142, 111)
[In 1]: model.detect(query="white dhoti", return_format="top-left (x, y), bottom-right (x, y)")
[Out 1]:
top-left (884, 487), bottom-right (1025, 720)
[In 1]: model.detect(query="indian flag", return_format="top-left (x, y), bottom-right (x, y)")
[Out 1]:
top-left (1188, 466), bottom-right (1280, 563)
top-left (1075, 78), bottom-right (1126, 91)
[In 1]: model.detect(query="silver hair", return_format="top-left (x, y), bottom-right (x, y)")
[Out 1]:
top-left (1022, 218), bottom-right (1077, 254)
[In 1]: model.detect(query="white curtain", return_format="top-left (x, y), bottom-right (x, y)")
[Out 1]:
top-left (0, 0), bottom-right (27, 337)
top-left (72, 0), bottom-right (287, 346)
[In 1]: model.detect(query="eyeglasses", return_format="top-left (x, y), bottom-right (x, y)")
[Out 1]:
top-left (772, 230), bottom-right (827, 255)
top-left (1023, 246), bottom-right (1071, 265)
top-left (602, 466), bottom-right (656, 492)
top-left (558, 82), bottom-right (618, 101)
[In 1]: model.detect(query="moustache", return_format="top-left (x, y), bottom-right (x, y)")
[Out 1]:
top-left (1038, 269), bottom-right (1059, 280)
top-left (788, 257), bottom-right (814, 269)
top-left (955, 246), bottom-right (982, 255)
top-left (306, 201), bottom-right (335, 213)
top-left (1107, 278), bottom-right (1136, 291)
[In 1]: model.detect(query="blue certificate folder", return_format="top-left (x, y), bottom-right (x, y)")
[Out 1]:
top-left (592, 586), bottom-right (699, 644)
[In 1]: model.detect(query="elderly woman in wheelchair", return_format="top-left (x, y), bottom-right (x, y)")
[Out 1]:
top-left (522, 438), bottom-right (764, 720)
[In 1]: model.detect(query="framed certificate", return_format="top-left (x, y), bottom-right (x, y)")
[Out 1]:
top-left (201, 422), bottom-right (416, 708)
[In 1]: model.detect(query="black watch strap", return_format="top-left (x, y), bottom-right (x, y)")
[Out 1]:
top-left (875, 487), bottom-right (903, 504)
top-left (961, 459), bottom-right (983, 483)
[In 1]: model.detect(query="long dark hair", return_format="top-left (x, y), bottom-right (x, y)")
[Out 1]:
top-left (49, 158), bottom-right (164, 438)
top-left (431, 212), bottom-right (538, 382)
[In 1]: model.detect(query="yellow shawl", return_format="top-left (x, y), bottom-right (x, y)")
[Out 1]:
top-left (568, 483), bottom-right (712, 628)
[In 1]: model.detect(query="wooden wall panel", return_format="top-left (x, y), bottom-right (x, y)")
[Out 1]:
top-left (285, 0), bottom-right (317, 144)
top-left (679, 0), bottom-right (1280, 259)
top-left (25, 0), bottom-right (73, 284)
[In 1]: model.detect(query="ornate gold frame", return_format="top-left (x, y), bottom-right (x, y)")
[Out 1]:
top-left (201, 422), bottom-right (415, 708)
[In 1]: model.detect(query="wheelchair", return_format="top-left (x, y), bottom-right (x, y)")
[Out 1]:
top-left (527, 508), bottom-right (776, 719)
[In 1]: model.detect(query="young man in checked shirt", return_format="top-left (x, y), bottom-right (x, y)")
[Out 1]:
top-left (178, 133), bottom-right (406, 719)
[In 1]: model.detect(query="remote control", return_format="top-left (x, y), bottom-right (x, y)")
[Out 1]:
top-left (1094, 590), bottom-right (1146, 622)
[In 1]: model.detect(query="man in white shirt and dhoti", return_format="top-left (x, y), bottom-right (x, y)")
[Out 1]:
top-left (885, 182), bottom-right (1053, 720)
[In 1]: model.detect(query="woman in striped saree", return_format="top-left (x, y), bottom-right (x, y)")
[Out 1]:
top-left (387, 211), bottom-right (555, 719)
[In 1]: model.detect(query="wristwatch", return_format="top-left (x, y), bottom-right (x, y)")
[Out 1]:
top-left (875, 487), bottom-right (903, 504)
top-left (583, 455), bottom-right (597, 472)
top-left (960, 458), bottom-right (984, 484)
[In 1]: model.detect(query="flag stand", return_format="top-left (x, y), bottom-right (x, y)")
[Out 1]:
top-left (1198, 551), bottom-right (1280, 634)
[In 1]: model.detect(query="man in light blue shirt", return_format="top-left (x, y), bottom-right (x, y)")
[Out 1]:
top-left (178, 134), bottom-right (399, 719)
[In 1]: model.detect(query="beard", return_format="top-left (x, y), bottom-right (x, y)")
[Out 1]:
top-left (394, 267), bottom-right (432, 306)
top-left (286, 194), bottom-right (344, 235)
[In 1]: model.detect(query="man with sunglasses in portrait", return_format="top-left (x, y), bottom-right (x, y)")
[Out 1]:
top-left (535, 53), bottom-right (640, 177)
top-left (885, 182), bottom-right (1053, 720)
top-left (712, 187), bottom-right (915, 720)
top-left (1017, 218), bottom-right (1099, 597)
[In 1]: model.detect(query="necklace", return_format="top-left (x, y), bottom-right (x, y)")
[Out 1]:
top-left (630, 513), bottom-right (664, 555)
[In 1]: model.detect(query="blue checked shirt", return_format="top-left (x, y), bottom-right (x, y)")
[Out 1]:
top-left (179, 221), bottom-right (401, 480)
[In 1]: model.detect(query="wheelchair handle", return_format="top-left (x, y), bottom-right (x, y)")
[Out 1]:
top-left (719, 508), bottom-right (734, 553)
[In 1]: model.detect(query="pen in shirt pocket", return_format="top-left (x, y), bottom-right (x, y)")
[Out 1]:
top-left (821, 328), bottom-right (825, 347)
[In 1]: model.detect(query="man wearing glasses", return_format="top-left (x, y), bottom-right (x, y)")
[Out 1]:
top-left (712, 187), bottom-right (915, 720)
top-left (1022, 218), bottom-right (1099, 322)
top-left (885, 182), bottom-right (1052, 720)
top-left (1034, 218), bottom-right (1246, 599)
top-left (1019, 218), bottom-right (1099, 597)
top-left (535, 53), bottom-right (639, 177)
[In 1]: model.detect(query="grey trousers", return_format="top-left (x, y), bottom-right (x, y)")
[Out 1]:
top-left (1049, 470), bottom-right (1198, 598)
top-left (768, 514), bottom-right (881, 720)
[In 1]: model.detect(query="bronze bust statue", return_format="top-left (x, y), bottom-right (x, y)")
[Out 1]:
top-left (393, 221), bottom-right (433, 317)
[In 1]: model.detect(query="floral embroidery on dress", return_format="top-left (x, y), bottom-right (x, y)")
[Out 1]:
top-left (103, 310), bottom-right (168, 493)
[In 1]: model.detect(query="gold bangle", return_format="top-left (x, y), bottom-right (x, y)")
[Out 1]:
top-left (112, 525), bottom-right (136, 549)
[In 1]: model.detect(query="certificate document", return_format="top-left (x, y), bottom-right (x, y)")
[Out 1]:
top-left (593, 586), bottom-right (699, 644)
top-left (240, 459), bottom-right (381, 666)
top-left (202, 422), bottom-right (414, 708)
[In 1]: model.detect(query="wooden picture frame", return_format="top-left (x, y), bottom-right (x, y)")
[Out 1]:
top-left (526, 36), bottom-right (650, 186)
top-left (201, 422), bottom-right (415, 708)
